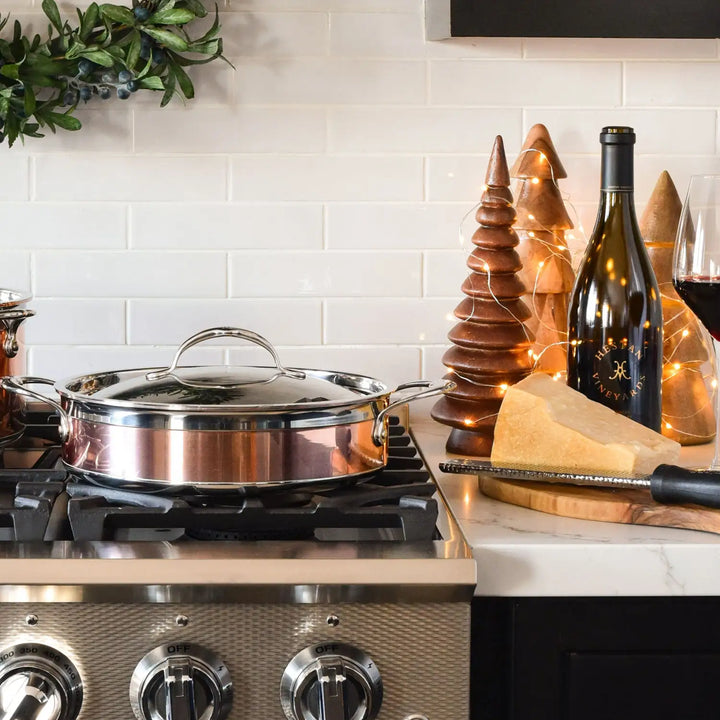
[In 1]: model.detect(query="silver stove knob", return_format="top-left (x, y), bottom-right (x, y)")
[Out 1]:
top-left (0, 644), bottom-right (83, 720)
top-left (130, 644), bottom-right (232, 720)
top-left (280, 643), bottom-right (382, 720)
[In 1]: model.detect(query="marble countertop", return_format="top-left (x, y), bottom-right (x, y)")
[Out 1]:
top-left (410, 412), bottom-right (720, 597)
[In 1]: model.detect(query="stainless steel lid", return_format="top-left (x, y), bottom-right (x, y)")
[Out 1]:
top-left (56, 328), bottom-right (389, 412)
top-left (0, 289), bottom-right (31, 310)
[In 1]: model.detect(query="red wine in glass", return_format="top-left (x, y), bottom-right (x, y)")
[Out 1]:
top-left (674, 277), bottom-right (720, 342)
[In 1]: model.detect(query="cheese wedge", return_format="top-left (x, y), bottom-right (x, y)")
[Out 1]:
top-left (490, 373), bottom-right (681, 476)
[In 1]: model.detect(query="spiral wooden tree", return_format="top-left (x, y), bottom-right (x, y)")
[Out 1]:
top-left (510, 123), bottom-right (575, 374)
top-left (432, 135), bottom-right (534, 456)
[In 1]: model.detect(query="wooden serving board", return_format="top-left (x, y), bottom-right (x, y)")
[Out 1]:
top-left (479, 475), bottom-right (720, 535)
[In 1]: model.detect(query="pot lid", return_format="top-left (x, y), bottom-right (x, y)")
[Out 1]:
top-left (59, 328), bottom-right (388, 411)
top-left (67, 365), bottom-right (384, 409)
top-left (0, 289), bottom-right (31, 309)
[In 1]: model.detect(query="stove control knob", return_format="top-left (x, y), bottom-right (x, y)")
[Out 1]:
top-left (0, 644), bottom-right (83, 720)
top-left (130, 644), bottom-right (232, 720)
top-left (280, 642), bottom-right (382, 720)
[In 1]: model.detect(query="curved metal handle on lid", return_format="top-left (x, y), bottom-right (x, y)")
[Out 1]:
top-left (145, 327), bottom-right (306, 386)
top-left (0, 376), bottom-right (69, 442)
top-left (372, 379), bottom-right (456, 446)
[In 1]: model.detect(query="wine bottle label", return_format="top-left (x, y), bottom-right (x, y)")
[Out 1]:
top-left (592, 341), bottom-right (646, 403)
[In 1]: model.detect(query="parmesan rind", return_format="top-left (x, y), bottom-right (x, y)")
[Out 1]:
top-left (490, 374), bottom-right (681, 476)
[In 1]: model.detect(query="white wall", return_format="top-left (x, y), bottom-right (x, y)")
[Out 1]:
top-left (2, 0), bottom-right (719, 387)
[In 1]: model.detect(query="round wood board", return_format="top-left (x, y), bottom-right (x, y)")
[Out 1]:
top-left (479, 475), bottom-right (720, 535)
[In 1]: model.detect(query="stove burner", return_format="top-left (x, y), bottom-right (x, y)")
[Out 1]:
top-left (0, 416), bottom-right (440, 543)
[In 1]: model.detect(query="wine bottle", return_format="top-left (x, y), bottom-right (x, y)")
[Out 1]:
top-left (567, 126), bottom-right (662, 431)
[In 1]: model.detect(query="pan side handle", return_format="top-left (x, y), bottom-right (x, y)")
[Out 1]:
top-left (0, 376), bottom-right (69, 441)
top-left (372, 379), bottom-right (456, 446)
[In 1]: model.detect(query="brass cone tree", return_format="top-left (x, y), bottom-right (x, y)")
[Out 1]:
top-left (510, 123), bottom-right (575, 373)
top-left (640, 170), bottom-right (715, 445)
top-left (432, 136), bottom-right (534, 456)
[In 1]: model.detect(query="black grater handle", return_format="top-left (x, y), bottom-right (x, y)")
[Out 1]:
top-left (651, 464), bottom-right (720, 509)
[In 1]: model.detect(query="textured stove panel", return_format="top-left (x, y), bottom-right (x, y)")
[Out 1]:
top-left (0, 602), bottom-right (469, 720)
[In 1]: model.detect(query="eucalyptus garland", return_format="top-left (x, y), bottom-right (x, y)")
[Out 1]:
top-left (0, 0), bottom-right (225, 146)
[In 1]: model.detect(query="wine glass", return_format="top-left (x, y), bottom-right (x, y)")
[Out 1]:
top-left (673, 174), bottom-right (720, 469)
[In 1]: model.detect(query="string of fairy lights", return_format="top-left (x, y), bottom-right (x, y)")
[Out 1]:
top-left (445, 147), bottom-right (716, 441)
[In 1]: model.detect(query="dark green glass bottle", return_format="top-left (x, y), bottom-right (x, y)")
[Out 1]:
top-left (567, 126), bottom-right (663, 431)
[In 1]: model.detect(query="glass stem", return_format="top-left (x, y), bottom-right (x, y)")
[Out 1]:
top-left (713, 338), bottom-right (720, 470)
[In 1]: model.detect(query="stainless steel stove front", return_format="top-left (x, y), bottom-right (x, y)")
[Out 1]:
top-left (0, 598), bottom-right (469, 720)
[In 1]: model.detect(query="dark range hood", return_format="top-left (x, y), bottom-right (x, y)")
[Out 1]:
top-left (426, 0), bottom-right (720, 40)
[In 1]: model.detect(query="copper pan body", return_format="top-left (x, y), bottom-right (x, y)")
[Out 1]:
top-left (62, 414), bottom-right (387, 489)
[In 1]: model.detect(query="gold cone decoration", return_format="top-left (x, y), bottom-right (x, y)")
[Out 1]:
top-left (640, 170), bottom-right (715, 445)
top-left (510, 123), bottom-right (574, 374)
top-left (431, 136), bottom-right (534, 456)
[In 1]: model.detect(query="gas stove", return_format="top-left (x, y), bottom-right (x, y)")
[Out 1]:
top-left (0, 407), bottom-right (474, 720)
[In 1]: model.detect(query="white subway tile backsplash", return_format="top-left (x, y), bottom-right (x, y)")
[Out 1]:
top-left (220, 12), bottom-right (329, 56)
top-left (327, 203), bottom-right (470, 249)
top-left (135, 108), bottom-right (326, 154)
top-left (328, 108), bottom-right (522, 153)
top-left (430, 60), bottom-right (622, 107)
top-left (227, 345), bottom-right (422, 386)
top-left (325, 298), bottom-right (455, 344)
top-left (330, 13), bottom-right (521, 59)
top-left (236, 58), bottom-right (425, 105)
top-left (25, 299), bottom-right (125, 345)
top-left (5, 3), bottom-right (718, 377)
top-left (231, 156), bottom-right (423, 201)
top-left (131, 204), bottom-right (323, 249)
top-left (34, 252), bottom-right (227, 298)
top-left (524, 38), bottom-right (718, 60)
top-left (28, 346), bottom-right (225, 380)
top-left (127, 300), bottom-right (322, 345)
top-left (426, 155), bottom-right (491, 202)
top-left (0, 155), bottom-right (29, 201)
top-left (228, 1), bottom-right (418, 13)
top-left (625, 62), bottom-right (720, 106)
top-left (524, 109), bottom-right (717, 155)
top-left (0, 253), bottom-right (30, 293)
top-left (0, 204), bottom-right (126, 249)
top-left (229, 251), bottom-right (421, 297)
top-left (424, 250), bottom-right (469, 297)
top-left (34, 156), bottom-right (227, 202)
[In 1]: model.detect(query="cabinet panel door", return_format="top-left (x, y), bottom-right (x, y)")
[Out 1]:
top-left (567, 652), bottom-right (720, 720)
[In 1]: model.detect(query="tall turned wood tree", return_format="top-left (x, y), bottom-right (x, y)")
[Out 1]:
top-left (432, 135), bottom-right (534, 456)
top-left (640, 170), bottom-right (715, 445)
top-left (510, 123), bottom-right (575, 374)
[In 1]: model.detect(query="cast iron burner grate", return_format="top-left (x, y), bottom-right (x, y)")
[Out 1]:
top-left (64, 419), bottom-right (439, 542)
top-left (0, 447), bottom-right (65, 541)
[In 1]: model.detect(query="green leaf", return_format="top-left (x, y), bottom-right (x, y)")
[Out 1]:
top-left (41, 0), bottom-right (64, 34)
top-left (79, 48), bottom-right (115, 66)
top-left (80, 3), bottom-right (100, 41)
top-left (0, 65), bottom-right (20, 80)
top-left (171, 60), bottom-right (193, 98)
top-left (141, 27), bottom-right (188, 52)
top-left (46, 111), bottom-right (81, 131)
top-left (179, 0), bottom-right (207, 18)
top-left (23, 86), bottom-right (36, 116)
top-left (138, 75), bottom-right (164, 90)
top-left (149, 8), bottom-right (194, 25)
top-left (160, 69), bottom-right (176, 106)
top-left (126, 30), bottom-right (141, 70)
top-left (99, 4), bottom-right (135, 25)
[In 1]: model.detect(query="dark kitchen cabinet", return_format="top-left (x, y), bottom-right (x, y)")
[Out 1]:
top-left (471, 597), bottom-right (720, 720)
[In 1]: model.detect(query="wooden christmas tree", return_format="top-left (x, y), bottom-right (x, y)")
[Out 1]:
top-left (431, 136), bottom-right (534, 456)
top-left (510, 124), bottom-right (575, 374)
top-left (640, 170), bottom-right (715, 445)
